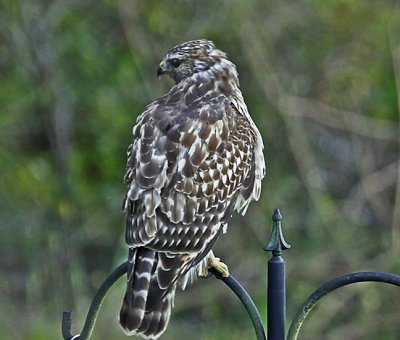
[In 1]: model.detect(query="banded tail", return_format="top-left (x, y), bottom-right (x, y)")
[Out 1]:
top-left (119, 248), bottom-right (186, 339)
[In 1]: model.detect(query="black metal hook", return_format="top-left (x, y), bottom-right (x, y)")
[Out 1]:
top-left (209, 267), bottom-right (266, 340)
top-left (287, 271), bottom-right (400, 340)
top-left (62, 262), bottom-right (128, 340)
top-left (62, 209), bottom-right (400, 340)
top-left (62, 262), bottom-right (266, 339)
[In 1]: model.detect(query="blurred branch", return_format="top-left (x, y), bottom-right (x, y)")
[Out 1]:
top-left (239, 12), bottom-right (399, 258)
top-left (238, 26), bottom-right (341, 237)
top-left (20, 0), bottom-right (74, 180)
top-left (343, 161), bottom-right (398, 224)
top-left (388, 10), bottom-right (400, 251)
top-left (44, 0), bottom-right (81, 27)
top-left (279, 96), bottom-right (398, 142)
top-left (18, 0), bottom-right (77, 308)
top-left (118, 0), bottom-right (160, 101)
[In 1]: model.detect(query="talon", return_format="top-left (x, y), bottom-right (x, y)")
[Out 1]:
top-left (199, 255), bottom-right (230, 278)
top-left (209, 256), bottom-right (230, 277)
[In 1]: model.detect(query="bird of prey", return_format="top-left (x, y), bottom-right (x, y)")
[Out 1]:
top-left (119, 39), bottom-right (265, 339)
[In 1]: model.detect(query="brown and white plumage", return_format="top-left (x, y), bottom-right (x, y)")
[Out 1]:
top-left (119, 40), bottom-right (265, 339)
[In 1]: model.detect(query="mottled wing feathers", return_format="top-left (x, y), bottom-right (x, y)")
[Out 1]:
top-left (124, 79), bottom-right (256, 255)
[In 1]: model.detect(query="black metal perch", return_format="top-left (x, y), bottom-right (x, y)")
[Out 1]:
top-left (265, 209), bottom-right (291, 340)
top-left (209, 267), bottom-right (266, 340)
top-left (62, 260), bottom-right (267, 340)
top-left (287, 271), bottom-right (400, 340)
top-left (62, 262), bottom-right (128, 340)
top-left (62, 209), bottom-right (400, 340)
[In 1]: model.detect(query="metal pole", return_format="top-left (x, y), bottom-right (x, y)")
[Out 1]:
top-left (264, 209), bottom-right (291, 340)
top-left (268, 252), bottom-right (285, 339)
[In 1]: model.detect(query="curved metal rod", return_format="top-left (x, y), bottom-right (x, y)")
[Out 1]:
top-left (287, 271), bottom-right (400, 340)
top-left (62, 262), bottom-right (265, 340)
top-left (209, 268), bottom-right (266, 340)
top-left (62, 262), bottom-right (128, 340)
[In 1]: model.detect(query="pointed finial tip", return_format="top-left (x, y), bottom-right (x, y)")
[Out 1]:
top-left (264, 208), bottom-right (290, 253)
top-left (272, 208), bottom-right (282, 221)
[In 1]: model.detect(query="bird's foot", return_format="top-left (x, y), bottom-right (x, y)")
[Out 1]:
top-left (199, 255), bottom-right (230, 278)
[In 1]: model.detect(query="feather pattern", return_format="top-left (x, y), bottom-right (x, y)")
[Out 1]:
top-left (120, 39), bottom-right (265, 339)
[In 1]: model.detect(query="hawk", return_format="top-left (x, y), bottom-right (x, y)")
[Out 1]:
top-left (119, 39), bottom-right (265, 339)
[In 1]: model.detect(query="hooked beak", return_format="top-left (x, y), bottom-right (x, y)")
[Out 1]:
top-left (157, 60), bottom-right (167, 78)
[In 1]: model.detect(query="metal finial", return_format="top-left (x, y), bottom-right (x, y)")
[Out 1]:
top-left (272, 208), bottom-right (282, 222)
top-left (264, 209), bottom-right (291, 254)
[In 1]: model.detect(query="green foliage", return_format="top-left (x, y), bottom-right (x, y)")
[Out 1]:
top-left (1, 1), bottom-right (400, 339)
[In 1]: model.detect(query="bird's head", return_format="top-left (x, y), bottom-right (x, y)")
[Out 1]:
top-left (157, 39), bottom-right (227, 84)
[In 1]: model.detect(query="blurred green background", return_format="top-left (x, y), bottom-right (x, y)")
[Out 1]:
top-left (2, 1), bottom-right (400, 339)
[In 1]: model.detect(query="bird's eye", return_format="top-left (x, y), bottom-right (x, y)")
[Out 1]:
top-left (170, 59), bottom-right (181, 68)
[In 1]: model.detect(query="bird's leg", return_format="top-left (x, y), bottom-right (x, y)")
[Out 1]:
top-left (199, 253), bottom-right (230, 278)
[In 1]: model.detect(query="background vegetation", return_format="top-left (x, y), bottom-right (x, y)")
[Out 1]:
top-left (2, 1), bottom-right (400, 339)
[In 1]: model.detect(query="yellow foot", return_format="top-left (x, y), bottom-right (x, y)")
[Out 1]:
top-left (199, 255), bottom-right (230, 278)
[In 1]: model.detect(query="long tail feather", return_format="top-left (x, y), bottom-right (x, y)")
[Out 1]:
top-left (119, 248), bottom-right (176, 339)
